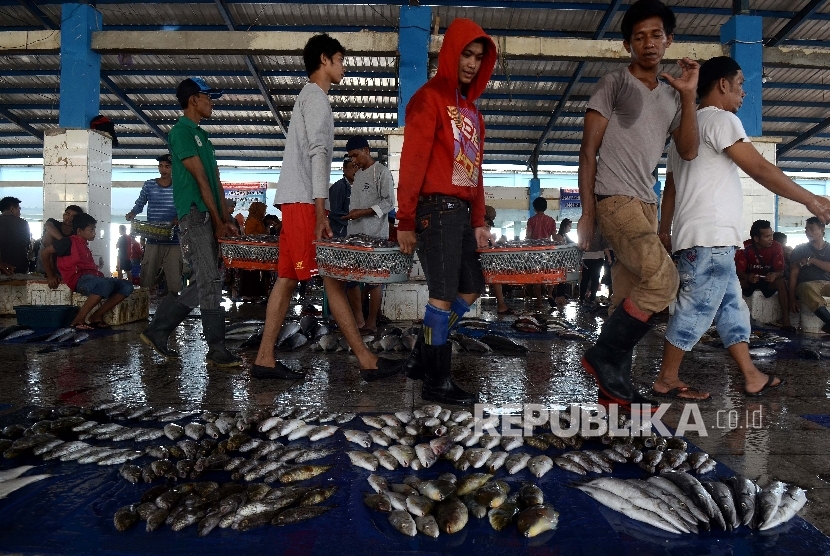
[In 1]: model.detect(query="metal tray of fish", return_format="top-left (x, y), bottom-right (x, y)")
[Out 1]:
top-left (477, 244), bottom-right (582, 285)
top-left (219, 235), bottom-right (279, 271)
top-left (315, 241), bottom-right (413, 284)
top-left (130, 220), bottom-right (175, 242)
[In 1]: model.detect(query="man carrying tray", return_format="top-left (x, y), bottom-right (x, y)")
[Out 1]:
top-left (126, 153), bottom-right (182, 295)
top-left (250, 34), bottom-right (402, 380)
top-left (397, 18), bottom-right (497, 405)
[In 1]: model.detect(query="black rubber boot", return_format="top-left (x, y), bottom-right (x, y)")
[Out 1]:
top-left (201, 308), bottom-right (243, 367)
top-left (139, 298), bottom-right (192, 358)
top-left (815, 306), bottom-right (830, 334)
top-left (403, 330), bottom-right (425, 380)
top-left (421, 343), bottom-right (476, 406)
top-left (581, 302), bottom-right (652, 405)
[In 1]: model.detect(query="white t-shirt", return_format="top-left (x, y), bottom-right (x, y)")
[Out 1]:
top-left (668, 107), bottom-right (747, 253)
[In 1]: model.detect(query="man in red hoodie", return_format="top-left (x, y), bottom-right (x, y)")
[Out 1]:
top-left (397, 18), bottom-right (496, 405)
top-left (735, 219), bottom-right (791, 329)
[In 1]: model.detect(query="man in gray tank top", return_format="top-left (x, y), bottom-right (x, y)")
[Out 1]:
top-left (576, 0), bottom-right (700, 412)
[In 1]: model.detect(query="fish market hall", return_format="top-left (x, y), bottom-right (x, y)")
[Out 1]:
top-left (3, 1), bottom-right (830, 554)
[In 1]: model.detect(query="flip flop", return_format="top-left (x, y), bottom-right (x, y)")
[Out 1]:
top-left (745, 375), bottom-right (784, 397)
top-left (72, 323), bottom-right (94, 331)
top-left (650, 386), bottom-right (711, 401)
top-left (88, 321), bottom-right (110, 329)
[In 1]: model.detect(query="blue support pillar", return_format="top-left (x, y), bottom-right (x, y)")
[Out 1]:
top-left (59, 4), bottom-right (102, 128)
top-left (529, 177), bottom-right (541, 217)
top-left (721, 15), bottom-right (762, 136)
top-left (397, 5), bottom-right (431, 126)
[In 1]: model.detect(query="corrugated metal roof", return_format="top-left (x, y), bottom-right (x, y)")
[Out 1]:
top-left (2, 1), bottom-right (830, 169)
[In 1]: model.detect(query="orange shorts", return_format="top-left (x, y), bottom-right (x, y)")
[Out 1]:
top-left (278, 203), bottom-right (318, 281)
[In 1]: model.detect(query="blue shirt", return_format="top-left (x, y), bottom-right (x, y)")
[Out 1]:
top-left (328, 177), bottom-right (351, 238)
top-left (131, 179), bottom-right (179, 244)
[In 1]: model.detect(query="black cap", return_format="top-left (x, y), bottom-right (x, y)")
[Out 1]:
top-left (697, 56), bottom-right (742, 99)
top-left (90, 115), bottom-right (118, 147)
top-left (156, 154), bottom-right (171, 163)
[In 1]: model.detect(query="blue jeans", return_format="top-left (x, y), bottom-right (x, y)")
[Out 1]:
top-left (76, 274), bottom-right (134, 298)
top-left (666, 246), bottom-right (751, 351)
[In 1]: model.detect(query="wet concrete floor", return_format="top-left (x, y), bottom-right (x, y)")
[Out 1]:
top-left (1, 289), bottom-right (830, 538)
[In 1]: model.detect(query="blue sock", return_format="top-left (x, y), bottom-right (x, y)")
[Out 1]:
top-left (447, 297), bottom-right (471, 333)
top-left (423, 303), bottom-right (451, 346)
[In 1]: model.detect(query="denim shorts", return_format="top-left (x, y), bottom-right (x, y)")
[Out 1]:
top-left (415, 195), bottom-right (484, 302)
top-left (76, 274), bottom-right (134, 299)
top-left (666, 246), bottom-right (751, 351)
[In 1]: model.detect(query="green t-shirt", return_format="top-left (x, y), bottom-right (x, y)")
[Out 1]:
top-left (168, 116), bottom-right (224, 219)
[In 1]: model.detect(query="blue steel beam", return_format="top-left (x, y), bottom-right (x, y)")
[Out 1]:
top-left (764, 0), bottom-right (827, 47)
top-left (214, 0), bottom-right (287, 136)
top-left (778, 114), bottom-right (830, 157)
top-left (99, 74), bottom-right (167, 144)
top-left (529, 0), bottom-right (623, 169)
top-left (0, 106), bottom-right (43, 141)
top-left (16, 0), bottom-right (55, 29)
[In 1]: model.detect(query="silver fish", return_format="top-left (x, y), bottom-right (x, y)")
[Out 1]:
top-left (276, 322), bottom-right (301, 347)
top-left (164, 423), bottom-right (185, 440)
top-left (388, 444), bottom-right (416, 467)
top-left (703, 481), bottom-right (739, 531)
top-left (343, 429), bottom-right (372, 448)
top-left (367, 473), bottom-right (388, 493)
top-left (576, 484), bottom-right (683, 534)
top-left (723, 475), bottom-right (759, 527)
top-left (415, 443), bottom-right (438, 468)
top-left (373, 449), bottom-right (399, 471)
top-left (0, 465), bottom-right (36, 482)
top-left (505, 452), bottom-right (531, 474)
top-left (760, 484), bottom-right (807, 530)
top-left (527, 455), bottom-right (554, 478)
top-left (0, 474), bottom-right (51, 499)
top-left (486, 451), bottom-right (509, 473)
top-left (418, 479), bottom-right (456, 502)
top-left (415, 514), bottom-right (440, 538)
top-left (369, 430), bottom-right (392, 447)
top-left (406, 495), bottom-right (434, 517)
top-left (388, 510), bottom-right (417, 536)
top-left (348, 451), bottom-right (378, 471)
top-left (758, 480), bottom-right (787, 528)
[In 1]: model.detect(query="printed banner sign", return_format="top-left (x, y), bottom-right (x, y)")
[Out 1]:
top-left (223, 182), bottom-right (267, 211)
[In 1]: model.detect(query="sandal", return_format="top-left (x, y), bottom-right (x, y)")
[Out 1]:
top-left (88, 321), bottom-right (110, 329)
top-left (650, 386), bottom-right (711, 401)
top-left (745, 375), bottom-right (784, 397)
top-left (72, 323), bottom-right (94, 331)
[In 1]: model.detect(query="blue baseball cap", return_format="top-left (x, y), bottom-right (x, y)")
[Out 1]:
top-left (176, 77), bottom-right (223, 106)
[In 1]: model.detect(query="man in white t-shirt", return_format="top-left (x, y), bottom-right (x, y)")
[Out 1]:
top-left (654, 56), bottom-right (830, 399)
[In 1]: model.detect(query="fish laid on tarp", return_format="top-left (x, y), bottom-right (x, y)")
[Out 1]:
top-left (0, 324), bottom-right (32, 340)
top-left (478, 334), bottom-right (528, 354)
top-left (0, 473), bottom-right (51, 499)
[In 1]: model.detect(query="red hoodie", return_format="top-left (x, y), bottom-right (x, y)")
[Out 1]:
top-left (396, 19), bottom-right (497, 232)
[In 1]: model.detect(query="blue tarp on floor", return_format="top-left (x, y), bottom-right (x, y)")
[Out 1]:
top-left (1, 409), bottom-right (829, 555)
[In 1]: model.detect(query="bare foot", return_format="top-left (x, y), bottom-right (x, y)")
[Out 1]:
top-left (651, 379), bottom-right (711, 400)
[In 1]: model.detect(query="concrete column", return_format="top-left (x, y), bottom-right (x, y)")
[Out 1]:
top-left (397, 5), bottom-right (431, 126)
top-left (528, 177), bottom-right (541, 217)
top-left (721, 15), bottom-right (762, 136)
top-left (741, 137), bottom-right (780, 237)
top-left (43, 129), bottom-right (113, 273)
top-left (59, 3), bottom-right (102, 128)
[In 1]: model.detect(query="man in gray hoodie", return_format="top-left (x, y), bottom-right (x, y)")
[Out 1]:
top-left (251, 34), bottom-right (401, 380)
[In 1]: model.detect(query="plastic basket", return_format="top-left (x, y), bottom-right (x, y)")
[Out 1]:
top-left (477, 244), bottom-right (582, 284)
top-left (219, 235), bottom-right (279, 271)
top-left (131, 220), bottom-right (175, 242)
top-left (14, 305), bottom-right (78, 329)
top-left (315, 241), bottom-right (413, 284)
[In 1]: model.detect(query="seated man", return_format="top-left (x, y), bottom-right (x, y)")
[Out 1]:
top-left (39, 204), bottom-right (83, 274)
top-left (0, 196), bottom-right (31, 275)
top-left (41, 213), bottom-right (133, 329)
top-left (735, 219), bottom-right (791, 329)
top-left (789, 217), bottom-right (830, 333)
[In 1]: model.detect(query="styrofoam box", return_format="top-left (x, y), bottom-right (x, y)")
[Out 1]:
top-left (382, 281), bottom-right (480, 321)
top-left (0, 280), bottom-right (73, 315)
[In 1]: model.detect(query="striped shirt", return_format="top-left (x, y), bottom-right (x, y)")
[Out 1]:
top-left (130, 179), bottom-right (179, 244)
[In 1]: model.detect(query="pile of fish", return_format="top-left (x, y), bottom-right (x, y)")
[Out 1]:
top-left (510, 315), bottom-right (592, 341)
top-left (0, 465), bottom-right (50, 499)
top-left (653, 324), bottom-right (795, 357)
top-left (364, 472), bottom-right (558, 538)
top-left (341, 407), bottom-right (715, 479)
top-left (114, 480), bottom-right (336, 535)
top-left (319, 234), bottom-right (399, 249)
top-left (575, 473), bottom-right (807, 534)
top-left (0, 324), bottom-right (90, 350)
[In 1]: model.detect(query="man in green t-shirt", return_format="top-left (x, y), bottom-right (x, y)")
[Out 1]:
top-left (140, 77), bottom-right (241, 367)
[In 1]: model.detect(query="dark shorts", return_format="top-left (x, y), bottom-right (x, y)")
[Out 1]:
top-left (742, 280), bottom-right (778, 298)
top-left (76, 274), bottom-right (134, 299)
top-left (415, 195), bottom-right (484, 302)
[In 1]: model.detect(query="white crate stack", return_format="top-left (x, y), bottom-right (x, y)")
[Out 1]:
top-left (43, 128), bottom-right (113, 274)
